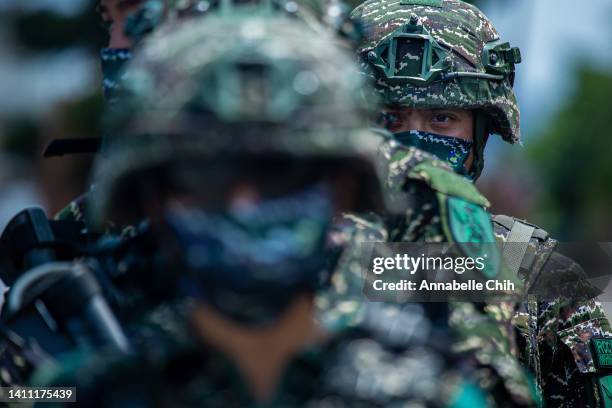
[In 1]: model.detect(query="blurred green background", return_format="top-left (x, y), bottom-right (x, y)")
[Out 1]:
top-left (0, 0), bottom-right (611, 242)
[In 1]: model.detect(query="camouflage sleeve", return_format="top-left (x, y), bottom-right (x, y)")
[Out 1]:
top-left (317, 140), bottom-right (539, 406)
top-left (54, 193), bottom-right (89, 222)
top-left (492, 214), bottom-right (612, 406)
top-left (316, 141), bottom-right (466, 329)
top-left (316, 212), bottom-right (387, 330)
top-left (378, 139), bottom-right (490, 241)
top-left (451, 302), bottom-right (539, 407)
top-left (531, 252), bottom-right (612, 407)
top-left (53, 191), bottom-right (139, 238)
top-left (536, 296), bottom-right (612, 407)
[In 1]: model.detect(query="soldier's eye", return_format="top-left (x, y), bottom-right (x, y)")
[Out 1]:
top-left (432, 114), bottom-right (452, 123)
top-left (430, 113), bottom-right (457, 126)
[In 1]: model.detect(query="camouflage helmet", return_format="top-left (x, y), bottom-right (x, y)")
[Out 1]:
top-left (123, 0), bottom-right (362, 44)
top-left (90, 13), bottom-right (385, 225)
top-left (98, 0), bottom-right (363, 107)
top-left (351, 0), bottom-right (522, 177)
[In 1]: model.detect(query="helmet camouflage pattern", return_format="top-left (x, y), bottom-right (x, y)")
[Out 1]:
top-left (91, 13), bottom-right (384, 224)
top-left (123, 0), bottom-right (362, 44)
top-left (351, 0), bottom-right (522, 144)
top-left (99, 0), bottom-right (363, 109)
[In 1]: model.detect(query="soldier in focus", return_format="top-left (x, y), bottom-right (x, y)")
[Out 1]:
top-left (30, 10), bottom-right (534, 407)
top-left (347, 0), bottom-right (612, 405)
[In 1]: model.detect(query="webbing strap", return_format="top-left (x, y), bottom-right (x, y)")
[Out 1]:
top-left (503, 220), bottom-right (535, 275)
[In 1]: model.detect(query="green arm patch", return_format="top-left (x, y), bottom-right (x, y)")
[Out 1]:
top-left (440, 195), bottom-right (500, 279)
top-left (444, 196), bottom-right (495, 244)
top-left (408, 161), bottom-right (490, 208)
top-left (592, 338), bottom-right (612, 369)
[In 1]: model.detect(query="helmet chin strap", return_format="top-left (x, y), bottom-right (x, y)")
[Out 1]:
top-left (469, 111), bottom-right (491, 181)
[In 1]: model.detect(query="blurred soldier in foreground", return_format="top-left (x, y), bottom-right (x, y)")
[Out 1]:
top-left (350, 0), bottom-right (612, 405)
top-left (32, 10), bottom-right (531, 407)
top-left (56, 0), bottom-right (360, 224)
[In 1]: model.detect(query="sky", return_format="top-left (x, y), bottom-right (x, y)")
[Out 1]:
top-left (483, 0), bottom-right (612, 139)
top-left (0, 0), bottom-right (95, 115)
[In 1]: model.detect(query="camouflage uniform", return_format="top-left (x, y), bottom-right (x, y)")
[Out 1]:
top-left (33, 9), bottom-right (534, 407)
top-left (317, 139), bottom-right (536, 407)
top-left (349, 0), bottom-right (612, 406)
top-left (34, 301), bottom-right (507, 407)
top-left (47, 1), bottom-right (540, 406)
top-left (493, 216), bottom-right (612, 407)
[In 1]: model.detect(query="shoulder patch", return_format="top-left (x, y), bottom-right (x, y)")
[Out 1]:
top-left (446, 196), bottom-right (494, 243)
top-left (408, 162), bottom-right (490, 208)
top-left (441, 195), bottom-right (499, 278)
top-left (591, 338), bottom-right (612, 370)
top-left (557, 315), bottom-right (612, 374)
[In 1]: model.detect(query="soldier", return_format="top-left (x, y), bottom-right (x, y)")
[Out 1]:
top-left (349, 0), bottom-right (612, 405)
top-left (30, 10), bottom-right (536, 407)
top-left (52, 0), bottom-right (144, 223)
top-left (44, 1), bottom-right (539, 406)
top-left (56, 0), bottom-right (356, 224)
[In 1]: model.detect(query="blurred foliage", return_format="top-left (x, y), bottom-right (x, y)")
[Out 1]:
top-left (1, 118), bottom-right (42, 160)
top-left (1, 91), bottom-right (102, 168)
top-left (10, 5), bottom-right (106, 52)
top-left (0, 2), bottom-right (106, 210)
top-left (61, 92), bottom-right (105, 137)
top-left (528, 68), bottom-right (612, 240)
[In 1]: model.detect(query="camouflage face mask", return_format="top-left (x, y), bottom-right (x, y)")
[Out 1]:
top-left (393, 130), bottom-right (473, 175)
top-left (162, 184), bottom-right (334, 326)
top-left (100, 48), bottom-right (132, 104)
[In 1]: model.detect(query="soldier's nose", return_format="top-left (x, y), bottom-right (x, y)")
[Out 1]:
top-left (402, 109), bottom-right (428, 133)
